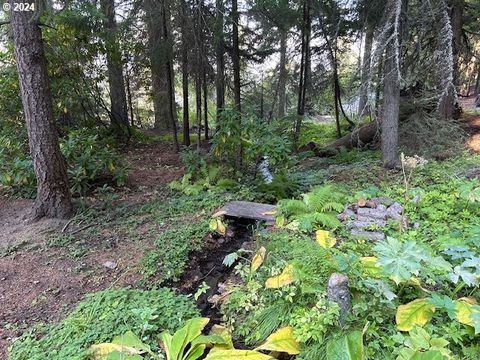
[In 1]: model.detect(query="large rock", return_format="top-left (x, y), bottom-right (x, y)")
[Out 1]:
top-left (327, 273), bottom-right (351, 326)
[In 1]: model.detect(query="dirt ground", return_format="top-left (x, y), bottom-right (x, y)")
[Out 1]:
top-left (0, 141), bottom-right (184, 359)
top-left (459, 96), bottom-right (480, 153)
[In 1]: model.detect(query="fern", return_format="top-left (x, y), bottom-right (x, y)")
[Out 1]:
top-left (278, 184), bottom-right (345, 232)
top-left (278, 199), bottom-right (309, 216)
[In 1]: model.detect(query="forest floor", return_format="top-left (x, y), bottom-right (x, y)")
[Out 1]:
top-left (1, 104), bottom-right (480, 358)
top-left (0, 142), bottom-right (184, 358)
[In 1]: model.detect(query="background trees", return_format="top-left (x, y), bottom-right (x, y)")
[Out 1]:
top-left (1, 0), bottom-right (480, 218)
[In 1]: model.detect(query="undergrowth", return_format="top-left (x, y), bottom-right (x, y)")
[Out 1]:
top-left (9, 288), bottom-right (199, 360)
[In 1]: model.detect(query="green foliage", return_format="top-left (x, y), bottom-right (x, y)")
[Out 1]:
top-left (278, 184), bottom-right (346, 231)
top-left (141, 220), bottom-right (209, 282)
top-left (9, 288), bottom-right (199, 360)
top-left (0, 127), bottom-right (127, 197)
top-left (61, 128), bottom-right (127, 195)
top-left (211, 110), bottom-right (291, 174)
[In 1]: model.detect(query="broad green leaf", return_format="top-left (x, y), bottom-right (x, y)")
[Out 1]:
top-left (265, 264), bottom-right (296, 288)
top-left (251, 247), bottom-right (266, 273)
top-left (160, 318), bottom-right (210, 360)
top-left (409, 350), bottom-right (444, 360)
top-left (396, 299), bottom-right (436, 331)
top-left (255, 326), bottom-right (300, 355)
top-left (111, 331), bottom-right (150, 353)
top-left (184, 344), bottom-right (206, 360)
top-left (205, 349), bottom-right (272, 359)
top-left (315, 230), bottom-right (336, 248)
top-left (325, 331), bottom-right (364, 360)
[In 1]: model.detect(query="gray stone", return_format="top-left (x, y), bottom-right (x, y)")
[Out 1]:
top-left (357, 207), bottom-right (388, 220)
top-left (103, 261), bottom-right (117, 270)
top-left (327, 273), bottom-right (351, 326)
top-left (373, 197), bottom-right (394, 206)
top-left (350, 229), bottom-right (385, 241)
top-left (347, 219), bottom-right (386, 229)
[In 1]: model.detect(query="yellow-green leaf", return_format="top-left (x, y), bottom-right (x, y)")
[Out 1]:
top-left (315, 230), bottom-right (337, 248)
top-left (209, 219), bottom-right (226, 236)
top-left (251, 247), bottom-right (267, 273)
top-left (255, 326), bottom-right (300, 355)
top-left (90, 343), bottom-right (141, 359)
top-left (360, 256), bottom-right (381, 276)
top-left (265, 264), bottom-right (296, 289)
top-left (210, 325), bottom-right (234, 350)
top-left (205, 349), bottom-right (272, 360)
top-left (455, 297), bottom-right (478, 327)
top-left (396, 299), bottom-right (436, 331)
top-left (275, 215), bottom-right (285, 228)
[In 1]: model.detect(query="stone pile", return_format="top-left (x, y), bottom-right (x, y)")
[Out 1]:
top-left (338, 197), bottom-right (405, 241)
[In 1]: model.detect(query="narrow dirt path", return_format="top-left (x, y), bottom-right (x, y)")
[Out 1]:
top-left (464, 113), bottom-right (480, 153)
top-left (0, 141), bottom-right (183, 358)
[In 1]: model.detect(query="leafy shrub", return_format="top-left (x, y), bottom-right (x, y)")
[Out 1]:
top-left (61, 128), bottom-right (127, 195)
top-left (0, 134), bottom-right (35, 197)
top-left (9, 288), bottom-right (199, 360)
top-left (0, 127), bottom-right (127, 197)
top-left (211, 110), bottom-right (291, 175)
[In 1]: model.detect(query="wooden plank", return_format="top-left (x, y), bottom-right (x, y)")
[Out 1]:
top-left (213, 201), bottom-right (277, 224)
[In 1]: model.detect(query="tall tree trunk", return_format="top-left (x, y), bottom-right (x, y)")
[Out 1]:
top-left (124, 54), bottom-right (135, 127)
top-left (215, 0), bottom-right (225, 128)
top-left (232, 0), bottom-right (241, 112)
top-left (161, 0), bottom-right (180, 151)
top-left (11, 1), bottom-right (73, 219)
top-left (440, 0), bottom-right (463, 119)
top-left (358, 22), bottom-right (374, 116)
top-left (196, 74), bottom-right (202, 151)
top-left (203, 70), bottom-right (209, 140)
top-left (181, 0), bottom-right (190, 146)
top-left (381, 22), bottom-right (401, 168)
top-left (145, 0), bottom-right (171, 130)
top-left (295, 0), bottom-right (311, 146)
top-left (101, 0), bottom-right (129, 128)
top-left (277, 29), bottom-right (288, 118)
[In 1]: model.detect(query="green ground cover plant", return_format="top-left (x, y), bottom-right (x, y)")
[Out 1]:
top-left (9, 288), bottom-right (199, 360)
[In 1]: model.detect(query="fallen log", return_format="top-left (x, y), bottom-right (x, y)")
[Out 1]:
top-left (300, 121), bottom-right (380, 156)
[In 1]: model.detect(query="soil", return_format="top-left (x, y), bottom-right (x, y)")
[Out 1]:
top-left (173, 219), bottom-right (254, 328)
top-left (459, 96), bottom-right (480, 153)
top-left (0, 140), bottom-right (183, 359)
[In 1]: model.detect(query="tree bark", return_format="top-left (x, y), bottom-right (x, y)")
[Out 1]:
top-left (11, 1), bottom-right (73, 219)
top-left (295, 0), bottom-right (311, 146)
top-left (232, 0), bottom-right (241, 112)
top-left (145, 0), bottom-right (172, 130)
top-left (203, 70), bottom-right (209, 140)
top-left (440, 0), bottom-right (463, 119)
top-left (215, 0), bottom-right (225, 127)
top-left (181, 0), bottom-right (190, 146)
top-left (358, 22), bottom-right (374, 116)
top-left (381, 39), bottom-right (400, 169)
top-left (277, 29), bottom-right (288, 118)
top-left (101, 0), bottom-right (129, 128)
top-left (161, 0), bottom-right (180, 151)
top-left (196, 74), bottom-right (202, 151)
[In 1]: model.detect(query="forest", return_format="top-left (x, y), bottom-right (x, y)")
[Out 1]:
top-left (0, 0), bottom-right (480, 358)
